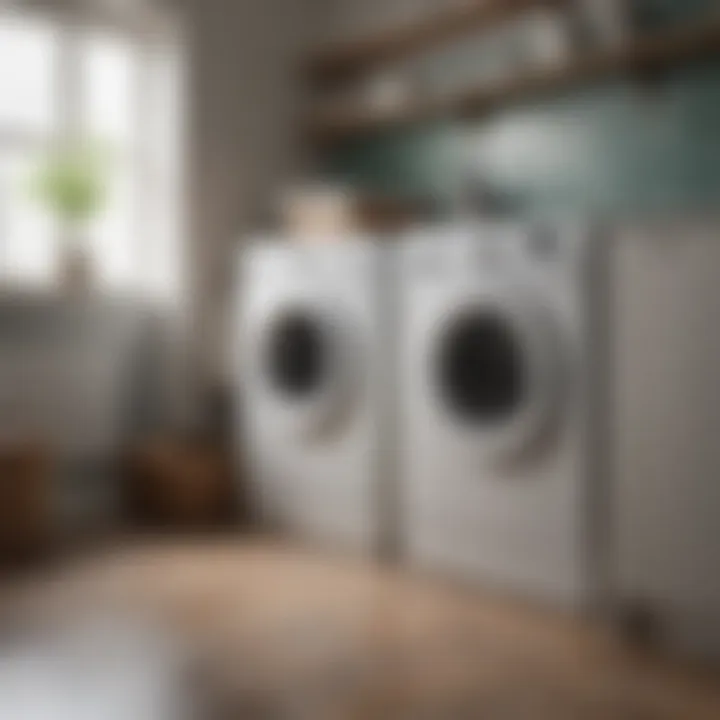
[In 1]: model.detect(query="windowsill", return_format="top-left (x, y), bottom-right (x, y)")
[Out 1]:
top-left (0, 283), bottom-right (175, 311)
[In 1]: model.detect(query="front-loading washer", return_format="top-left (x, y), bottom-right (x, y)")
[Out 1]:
top-left (397, 222), bottom-right (606, 608)
top-left (236, 237), bottom-right (391, 554)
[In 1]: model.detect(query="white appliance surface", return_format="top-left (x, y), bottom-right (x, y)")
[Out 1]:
top-left (397, 222), bottom-right (602, 607)
top-left (237, 237), bottom-right (389, 554)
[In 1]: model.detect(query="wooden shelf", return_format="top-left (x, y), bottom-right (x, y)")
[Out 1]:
top-left (307, 0), bottom-right (571, 85)
top-left (308, 18), bottom-right (720, 144)
top-left (308, 98), bottom-right (443, 141)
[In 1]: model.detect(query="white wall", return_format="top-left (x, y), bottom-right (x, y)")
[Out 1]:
top-left (182, 0), bottom-right (315, 405)
top-left (12, 0), bottom-right (177, 36)
top-left (316, 0), bottom-right (432, 43)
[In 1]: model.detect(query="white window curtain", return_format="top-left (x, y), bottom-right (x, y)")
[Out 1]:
top-left (0, 9), bottom-right (185, 303)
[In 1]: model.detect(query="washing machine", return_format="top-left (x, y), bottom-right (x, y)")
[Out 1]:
top-left (236, 237), bottom-right (392, 554)
top-left (397, 222), bottom-right (607, 608)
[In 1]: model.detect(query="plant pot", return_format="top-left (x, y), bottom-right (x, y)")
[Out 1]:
top-left (59, 244), bottom-right (93, 296)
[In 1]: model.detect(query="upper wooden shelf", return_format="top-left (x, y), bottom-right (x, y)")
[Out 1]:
top-left (307, 0), bottom-right (571, 84)
top-left (308, 18), bottom-right (720, 144)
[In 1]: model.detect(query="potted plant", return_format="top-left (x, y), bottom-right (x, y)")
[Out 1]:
top-left (31, 142), bottom-right (109, 295)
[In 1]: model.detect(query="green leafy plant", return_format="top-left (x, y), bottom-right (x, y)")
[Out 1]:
top-left (31, 142), bottom-right (109, 227)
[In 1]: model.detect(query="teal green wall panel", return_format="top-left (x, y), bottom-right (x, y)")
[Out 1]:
top-left (328, 23), bottom-right (720, 218)
top-left (327, 122), bottom-right (461, 202)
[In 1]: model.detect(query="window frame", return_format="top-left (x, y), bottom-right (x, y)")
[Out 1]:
top-left (0, 5), bottom-right (185, 301)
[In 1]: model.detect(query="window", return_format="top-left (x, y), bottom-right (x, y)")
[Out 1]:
top-left (0, 11), bottom-right (184, 300)
top-left (0, 149), bottom-right (57, 284)
top-left (0, 16), bottom-right (57, 133)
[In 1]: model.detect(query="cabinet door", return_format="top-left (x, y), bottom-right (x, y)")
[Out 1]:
top-left (0, 300), bottom-right (145, 457)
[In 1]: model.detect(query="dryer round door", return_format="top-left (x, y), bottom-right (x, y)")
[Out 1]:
top-left (426, 291), bottom-right (563, 464)
top-left (250, 300), bottom-right (360, 441)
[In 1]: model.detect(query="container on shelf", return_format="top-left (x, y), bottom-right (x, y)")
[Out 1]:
top-left (280, 185), bottom-right (358, 240)
top-left (517, 7), bottom-right (575, 70)
top-left (577, 0), bottom-right (632, 49)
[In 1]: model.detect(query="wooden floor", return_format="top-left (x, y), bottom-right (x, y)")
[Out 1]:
top-left (1, 537), bottom-right (719, 719)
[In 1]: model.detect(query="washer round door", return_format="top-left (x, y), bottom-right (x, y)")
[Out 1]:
top-left (250, 300), bottom-right (360, 441)
top-left (427, 291), bottom-right (563, 463)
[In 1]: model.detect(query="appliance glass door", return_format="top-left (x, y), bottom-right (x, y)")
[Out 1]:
top-left (256, 301), bottom-right (359, 440)
top-left (265, 310), bottom-right (330, 400)
top-left (436, 309), bottom-right (527, 427)
top-left (428, 295), bottom-right (560, 462)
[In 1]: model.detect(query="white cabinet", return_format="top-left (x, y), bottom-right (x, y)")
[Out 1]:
top-left (612, 223), bottom-right (720, 659)
top-left (0, 297), bottom-right (159, 458)
top-left (0, 295), bottom-right (168, 525)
